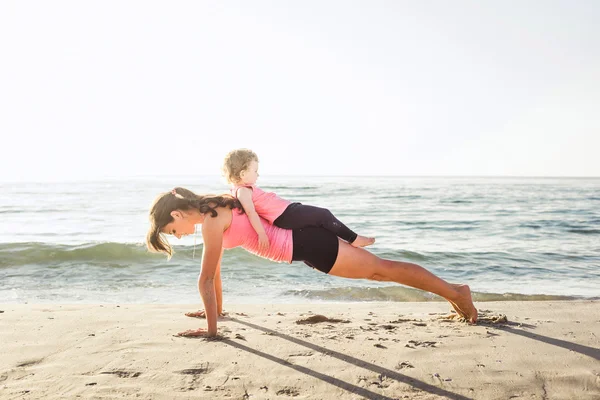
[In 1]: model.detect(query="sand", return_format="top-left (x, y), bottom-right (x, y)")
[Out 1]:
top-left (1, 301), bottom-right (599, 399)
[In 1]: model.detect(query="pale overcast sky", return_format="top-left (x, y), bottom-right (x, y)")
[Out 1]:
top-left (1, 1), bottom-right (598, 181)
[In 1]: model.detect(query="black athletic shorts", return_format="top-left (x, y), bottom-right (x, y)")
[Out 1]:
top-left (291, 226), bottom-right (339, 274)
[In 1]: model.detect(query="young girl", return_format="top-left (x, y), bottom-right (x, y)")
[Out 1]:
top-left (222, 148), bottom-right (375, 251)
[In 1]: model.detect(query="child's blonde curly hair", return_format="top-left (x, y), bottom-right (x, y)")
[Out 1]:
top-left (222, 148), bottom-right (259, 184)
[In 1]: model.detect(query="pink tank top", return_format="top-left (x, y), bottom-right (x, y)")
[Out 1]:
top-left (231, 185), bottom-right (291, 224)
top-left (222, 208), bottom-right (293, 263)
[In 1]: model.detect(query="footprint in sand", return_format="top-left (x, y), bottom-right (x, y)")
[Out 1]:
top-left (405, 340), bottom-right (438, 348)
top-left (395, 361), bottom-right (414, 370)
top-left (100, 370), bottom-right (142, 378)
top-left (176, 365), bottom-right (210, 392)
top-left (295, 315), bottom-right (350, 325)
top-left (176, 364), bottom-right (210, 375)
top-left (276, 387), bottom-right (300, 396)
top-left (16, 359), bottom-right (43, 368)
top-left (369, 374), bottom-right (392, 389)
top-left (288, 351), bottom-right (314, 357)
top-left (478, 314), bottom-right (508, 324)
top-left (388, 318), bottom-right (418, 324)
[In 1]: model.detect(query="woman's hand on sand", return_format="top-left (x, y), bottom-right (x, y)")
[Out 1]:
top-left (176, 328), bottom-right (211, 337)
top-left (185, 310), bottom-right (228, 319)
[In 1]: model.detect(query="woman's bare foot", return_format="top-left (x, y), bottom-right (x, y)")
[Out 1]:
top-left (185, 310), bottom-right (228, 319)
top-left (351, 236), bottom-right (376, 248)
top-left (448, 300), bottom-right (468, 320)
top-left (449, 284), bottom-right (478, 323)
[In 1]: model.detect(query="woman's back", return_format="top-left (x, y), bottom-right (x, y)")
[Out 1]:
top-left (222, 207), bottom-right (293, 263)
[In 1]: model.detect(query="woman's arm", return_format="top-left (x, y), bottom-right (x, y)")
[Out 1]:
top-left (215, 247), bottom-right (224, 315)
top-left (197, 215), bottom-right (225, 336)
top-left (236, 187), bottom-right (270, 250)
top-left (185, 247), bottom-right (225, 319)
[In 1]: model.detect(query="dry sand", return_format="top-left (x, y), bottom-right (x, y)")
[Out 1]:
top-left (1, 301), bottom-right (599, 399)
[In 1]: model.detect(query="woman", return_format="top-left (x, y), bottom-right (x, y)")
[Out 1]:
top-left (147, 188), bottom-right (477, 337)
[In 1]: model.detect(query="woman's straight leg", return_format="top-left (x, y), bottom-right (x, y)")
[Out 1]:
top-left (328, 241), bottom-right (478, 322)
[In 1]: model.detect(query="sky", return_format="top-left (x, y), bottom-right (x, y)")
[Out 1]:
top-left (0, 1), bottom-right (599, 182)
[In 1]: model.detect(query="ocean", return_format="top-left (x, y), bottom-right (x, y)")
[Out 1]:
top-left (1, 176), bottom-right (599, 304)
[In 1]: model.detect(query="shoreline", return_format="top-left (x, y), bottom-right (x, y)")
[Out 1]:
top-left (1, 301), bottom-right (599, 399)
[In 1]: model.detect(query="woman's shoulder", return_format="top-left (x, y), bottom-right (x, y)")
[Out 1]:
top-left (204, 206), bottom-right (233, 227)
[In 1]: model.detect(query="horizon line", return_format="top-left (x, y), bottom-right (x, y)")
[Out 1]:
top-left (1, 174), bottom-right (599, 183)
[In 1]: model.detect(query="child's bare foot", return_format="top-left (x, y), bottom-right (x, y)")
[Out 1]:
top-left (351, 236), bottom-right (376, 247)
top-left (449, 284), bottom-right (478, 323)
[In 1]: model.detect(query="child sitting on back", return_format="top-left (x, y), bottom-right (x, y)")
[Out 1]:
top-left (222, 148), bottom-right (375, 250)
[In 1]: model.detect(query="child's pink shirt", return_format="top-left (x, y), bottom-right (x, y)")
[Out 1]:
top-left (231, 184), bottom-right (291, 224)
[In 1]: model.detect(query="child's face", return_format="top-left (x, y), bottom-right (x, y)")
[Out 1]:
top-left (240, 160), bottom-right (259, 185)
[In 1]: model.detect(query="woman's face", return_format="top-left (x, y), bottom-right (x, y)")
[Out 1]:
top-left (161, 210), bottom-right (200, 239)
